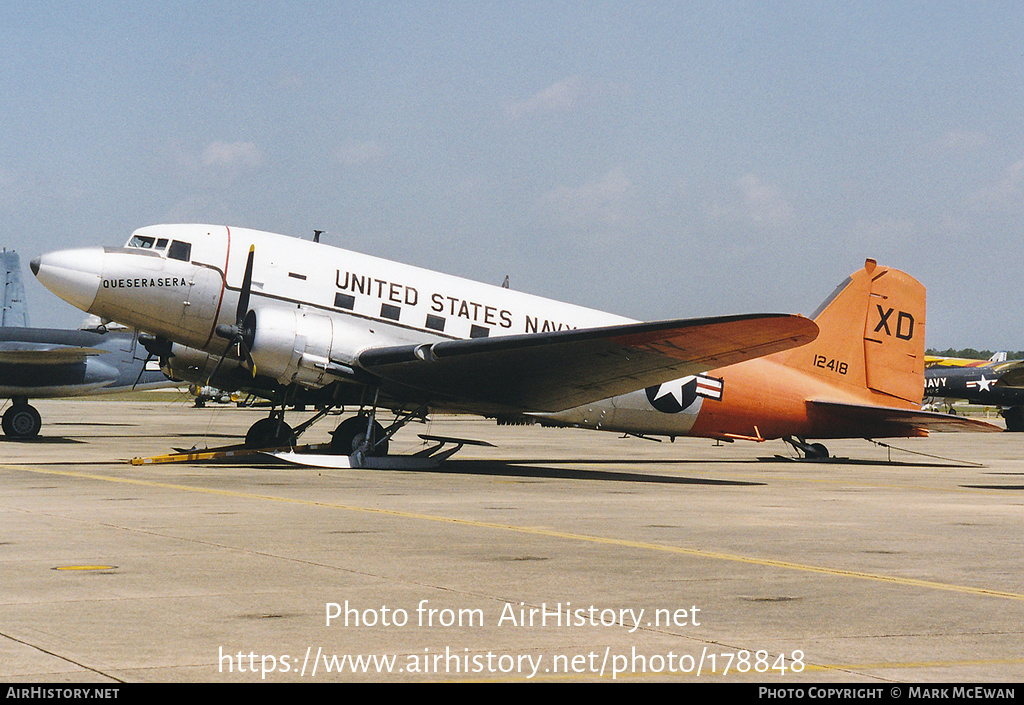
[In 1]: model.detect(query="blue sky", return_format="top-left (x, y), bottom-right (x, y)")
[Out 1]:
top-left (3, 2), bottom-right (1024, 348)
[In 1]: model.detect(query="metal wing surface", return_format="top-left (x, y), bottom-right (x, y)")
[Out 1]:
top-left (0, 329), bottom-right (110, 365)
top-left (0, 344), bottom-right (108, 365)
top-left (808, 400), bottom-right (1003, 433)
top-left (357, 313), bottom-right (817, 413)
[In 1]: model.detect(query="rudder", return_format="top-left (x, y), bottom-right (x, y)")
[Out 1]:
top-left (0, 251), bottom-right (29, 327)
top-left (777, 258), bottom-right (925, 404)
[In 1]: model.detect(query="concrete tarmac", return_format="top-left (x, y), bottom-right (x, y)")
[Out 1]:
top-left (1, 395), bottom-right (1022, 683)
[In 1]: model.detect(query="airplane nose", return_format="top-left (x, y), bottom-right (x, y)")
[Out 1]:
top-left (32, 247), bottom-right (105, 312)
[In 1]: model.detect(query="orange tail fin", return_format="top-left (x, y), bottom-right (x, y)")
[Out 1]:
top-left (776, 259), bottom-right (926, 404)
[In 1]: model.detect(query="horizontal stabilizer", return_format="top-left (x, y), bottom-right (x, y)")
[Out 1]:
top-left (358, 313), bottom-right (817, 413)
top-left (809, 400), bottom-right (1003, 433)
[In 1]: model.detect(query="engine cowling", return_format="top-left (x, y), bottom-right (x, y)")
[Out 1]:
top-left (246, 307), bottom-right (348, 387)
top-left (161, 341), bottom-right (222, 384)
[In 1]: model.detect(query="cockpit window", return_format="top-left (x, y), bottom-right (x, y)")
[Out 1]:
top-left (168, 240), bottom-right (192, 262)
top-left (128, 235), bottom-right (155, 249)
top-left (127, 235), bottom-right (172, 253)
top-left (126, 234), bottom-right (186, 259)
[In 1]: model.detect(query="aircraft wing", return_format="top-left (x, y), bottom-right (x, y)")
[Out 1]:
top-left (0, 344), bottom-right (108, 365)
top-left (357, 313), bottom-right (817, 413)
top-left (808, 400), bottom-right (1003, 433)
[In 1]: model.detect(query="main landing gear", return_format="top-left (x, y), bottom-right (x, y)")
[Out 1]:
top-left (244, 413), bottom-right (297, 448)
top-left (329, 415), bottom-right (390, 456)
top-left (1001, 406), bottom-right (1024, 432)
top-left (784, 436), bottom-right (830, 460)
top-left (240, 393), bottom-right (426, 459)
top-left (2, 398), bottom-right (42, 439)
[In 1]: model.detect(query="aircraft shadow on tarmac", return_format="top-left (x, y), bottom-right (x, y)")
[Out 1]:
top-left (755, 454), bottom-right (975, 468)
top-left (962, 484), bottom-right (1024, 490)
top-left (0, 435), bottom-right (84, 444)
top-left (433, 454), bottom-right (981, 482)
top-left (963, 472), bottom-right (1024, 491)
top-left (181, 455), bottom-right (765, 486)
top-left (439, 459), bottom-right (766, 486)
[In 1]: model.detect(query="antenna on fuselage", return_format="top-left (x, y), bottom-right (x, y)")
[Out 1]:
top-left (313, 230), bottom-right (324, 243)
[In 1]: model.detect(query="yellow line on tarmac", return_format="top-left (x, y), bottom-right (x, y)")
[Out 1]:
top-left (6, 464), bottom-right (1024, 602)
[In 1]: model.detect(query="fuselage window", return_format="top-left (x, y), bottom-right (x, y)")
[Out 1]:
top-left (168, 240), bottom-right (192, 262)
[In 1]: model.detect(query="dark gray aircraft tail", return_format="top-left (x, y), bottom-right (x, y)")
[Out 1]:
top-left (1, 251), bottom-right (29, 327)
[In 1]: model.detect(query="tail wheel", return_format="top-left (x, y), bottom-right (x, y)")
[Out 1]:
top-left (3, 404), bottom-right (42, 439)
top-left (785, 436), bottom-right (829, 460)
top-left (806, 442), bottom-right (829, 459)
top-left (331, 416), bottom-right (390, 456)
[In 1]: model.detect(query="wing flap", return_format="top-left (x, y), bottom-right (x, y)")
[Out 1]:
top-left (357, 313), bottom-right (817, 413)
top-left (809, 400), bottom-right (1003, 433)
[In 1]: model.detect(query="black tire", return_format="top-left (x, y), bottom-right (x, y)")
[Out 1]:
top-left (806, 442), bottom-right (829, 459)
top-left (1003, 407), bottom-right (1024, 432)
top-left (244, 417), bottom-right (296, 448)
top-left (3, 404), bottom-right (42, 439)
top-left (330, 416), bottom-right (389, 456)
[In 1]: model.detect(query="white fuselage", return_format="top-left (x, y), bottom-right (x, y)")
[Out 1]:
top-left (34, 224), bottom-right (634, 389)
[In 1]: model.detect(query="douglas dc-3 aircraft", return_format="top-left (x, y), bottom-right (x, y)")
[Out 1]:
top-left (31, 225), bottom-right (997, 459)
top-left (0, 251), bottom-right (169, 438)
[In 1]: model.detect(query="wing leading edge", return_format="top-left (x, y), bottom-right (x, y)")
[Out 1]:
top-left (357, 313), bottom-right (818, 413)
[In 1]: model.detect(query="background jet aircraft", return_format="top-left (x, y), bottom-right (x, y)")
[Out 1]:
top-left (0, 251), bottom-right (170, 438)
top-left (31, 224), bottom-right (818, 453)
top-left (538, 259), bottom-right (1001, 457)
top-left (924, 353), bottom-right (1024, 431)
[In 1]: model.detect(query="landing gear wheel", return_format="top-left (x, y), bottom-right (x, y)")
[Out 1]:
top-left (3, 404), bottom-right (41, 439)
top-left (1002, 406), bottom-right (1024, 432)
top-left (785, 436), bottom-right (829, 460)
top-left (331, 416), bottom-right (390, 456)
top-left (244, 417), bottom-right (296, 448)
top-left (806, 442), bottom-right (829, 459)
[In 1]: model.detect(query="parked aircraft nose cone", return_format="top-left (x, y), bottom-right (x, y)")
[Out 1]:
top-left (32, 247), bottom-right (105, 312)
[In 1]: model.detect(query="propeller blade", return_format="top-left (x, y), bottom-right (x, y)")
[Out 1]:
top-left (236, 245), bottom-right (255, 325)
top-left (132, 352), bottom-right (154, 391)
top-left (208, 246), bottom-right (258, 383)
top-left (240, 344), bottom-right (256, 377)
top-left (206, 348), bottom-right (228, 386)
top-left (133, 332), bottom-right (171, 390)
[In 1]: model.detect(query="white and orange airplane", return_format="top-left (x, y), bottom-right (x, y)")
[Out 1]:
top-left (539, 257), bottom-right (1000, 456)
top-left (30, 225), bottom-right (997, 461)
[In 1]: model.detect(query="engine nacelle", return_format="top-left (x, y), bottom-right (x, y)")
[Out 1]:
top-left (161, 342), bottom-right (222, 384)
top-left (247, 307), bottom-right (343, 387)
